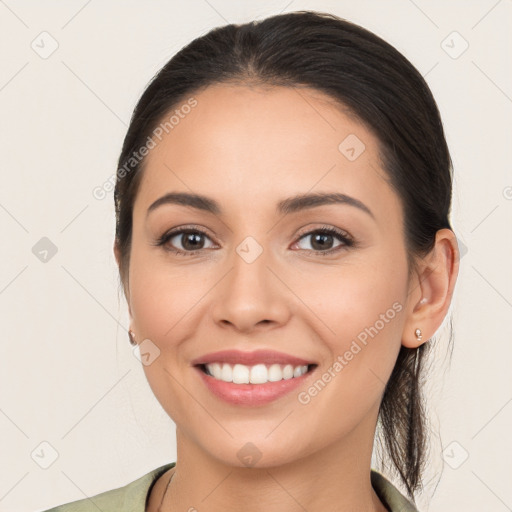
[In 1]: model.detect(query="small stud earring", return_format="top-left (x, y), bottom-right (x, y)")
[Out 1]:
top-left (415, 328), bottom-right (422, 341)
top-left (128, 329), bottom-right (137, 346)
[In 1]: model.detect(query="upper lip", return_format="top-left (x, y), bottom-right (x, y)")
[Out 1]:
top-left (191, 349), bottom-right (317, 367)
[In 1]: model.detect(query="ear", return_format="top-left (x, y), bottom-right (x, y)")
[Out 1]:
top-left (402, 228), bottom-right (460, 348)
top-left (113, 241), bottom-right (121, 268)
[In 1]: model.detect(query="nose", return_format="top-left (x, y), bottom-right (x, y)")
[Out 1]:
top-left (211, 247), bottom-right (291, 334)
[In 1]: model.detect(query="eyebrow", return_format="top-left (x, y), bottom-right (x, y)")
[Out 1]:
top-left (146, 191), bottom-right (374, 219)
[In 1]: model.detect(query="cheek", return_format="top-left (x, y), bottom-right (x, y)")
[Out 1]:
top-left (128, 248), bottom-right (205, 342)
top-left (305, 252), bottom-right (408, 377)
top-left (294, 264), bottom-right (407, 432)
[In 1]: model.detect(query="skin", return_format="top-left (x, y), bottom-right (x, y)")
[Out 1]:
top-left (114, 84), bottom-right (459, 511)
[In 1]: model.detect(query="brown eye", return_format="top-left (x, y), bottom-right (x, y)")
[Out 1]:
top-left (155, 227), bottom-right (216, 255)
top-left (172, 231), bottom-right (207, 251)
top-left (294, 227), bottom-right (354, 254)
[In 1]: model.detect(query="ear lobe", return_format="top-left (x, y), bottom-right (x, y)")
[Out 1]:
top-left (402, 228), bottom-right (460, 349)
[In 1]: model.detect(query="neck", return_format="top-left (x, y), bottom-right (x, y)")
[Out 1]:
top-left (158, 413), bottom-right (388, 512)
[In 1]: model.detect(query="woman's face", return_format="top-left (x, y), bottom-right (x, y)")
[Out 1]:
top-left (124, 84), bottom-right (416, 468)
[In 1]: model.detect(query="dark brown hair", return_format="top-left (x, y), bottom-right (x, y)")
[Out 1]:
top-left (114, 10), bottom-right (454, 502)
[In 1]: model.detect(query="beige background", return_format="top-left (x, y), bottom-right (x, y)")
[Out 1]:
top-left (0, 1), bottom-right (511, 511)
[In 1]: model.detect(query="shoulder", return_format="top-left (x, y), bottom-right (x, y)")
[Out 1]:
top-left (42, 463), bottom-right (413, 511)
top-left (370, 469), bottom-right (419, 512)
top-left (40, 462), bottom-right (176, 512)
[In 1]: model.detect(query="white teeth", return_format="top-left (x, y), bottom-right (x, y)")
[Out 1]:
top-left (268, 364), bottom-right (285, 382)
top-left (220, 363), bottom-right (232, 382)
top-left (232, 364), bottom-right (249, 384)
top-left (204, 362), bottom-right (310, 384)
top-left (248, 363), bottom-right (267, 384)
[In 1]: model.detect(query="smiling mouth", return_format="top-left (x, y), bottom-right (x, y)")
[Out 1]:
top-left (196, 362), bottom-right (318, 385)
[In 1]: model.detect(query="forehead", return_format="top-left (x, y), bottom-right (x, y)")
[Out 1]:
top-left (133, 84), bottom-right (401, 225)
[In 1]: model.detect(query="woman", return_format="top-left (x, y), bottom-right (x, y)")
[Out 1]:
top-left (44, 10), bottom-right (459, 512)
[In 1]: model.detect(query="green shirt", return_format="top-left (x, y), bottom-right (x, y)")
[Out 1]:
top-left (42, 462), bottom-right (419, 511)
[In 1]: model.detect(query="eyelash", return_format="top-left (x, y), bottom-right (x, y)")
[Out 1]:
top-left (153, 225), bottom-right (355, 257)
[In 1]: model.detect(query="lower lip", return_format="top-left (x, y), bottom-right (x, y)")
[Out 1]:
top-left (194, 365), bottom-right (317, 406)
